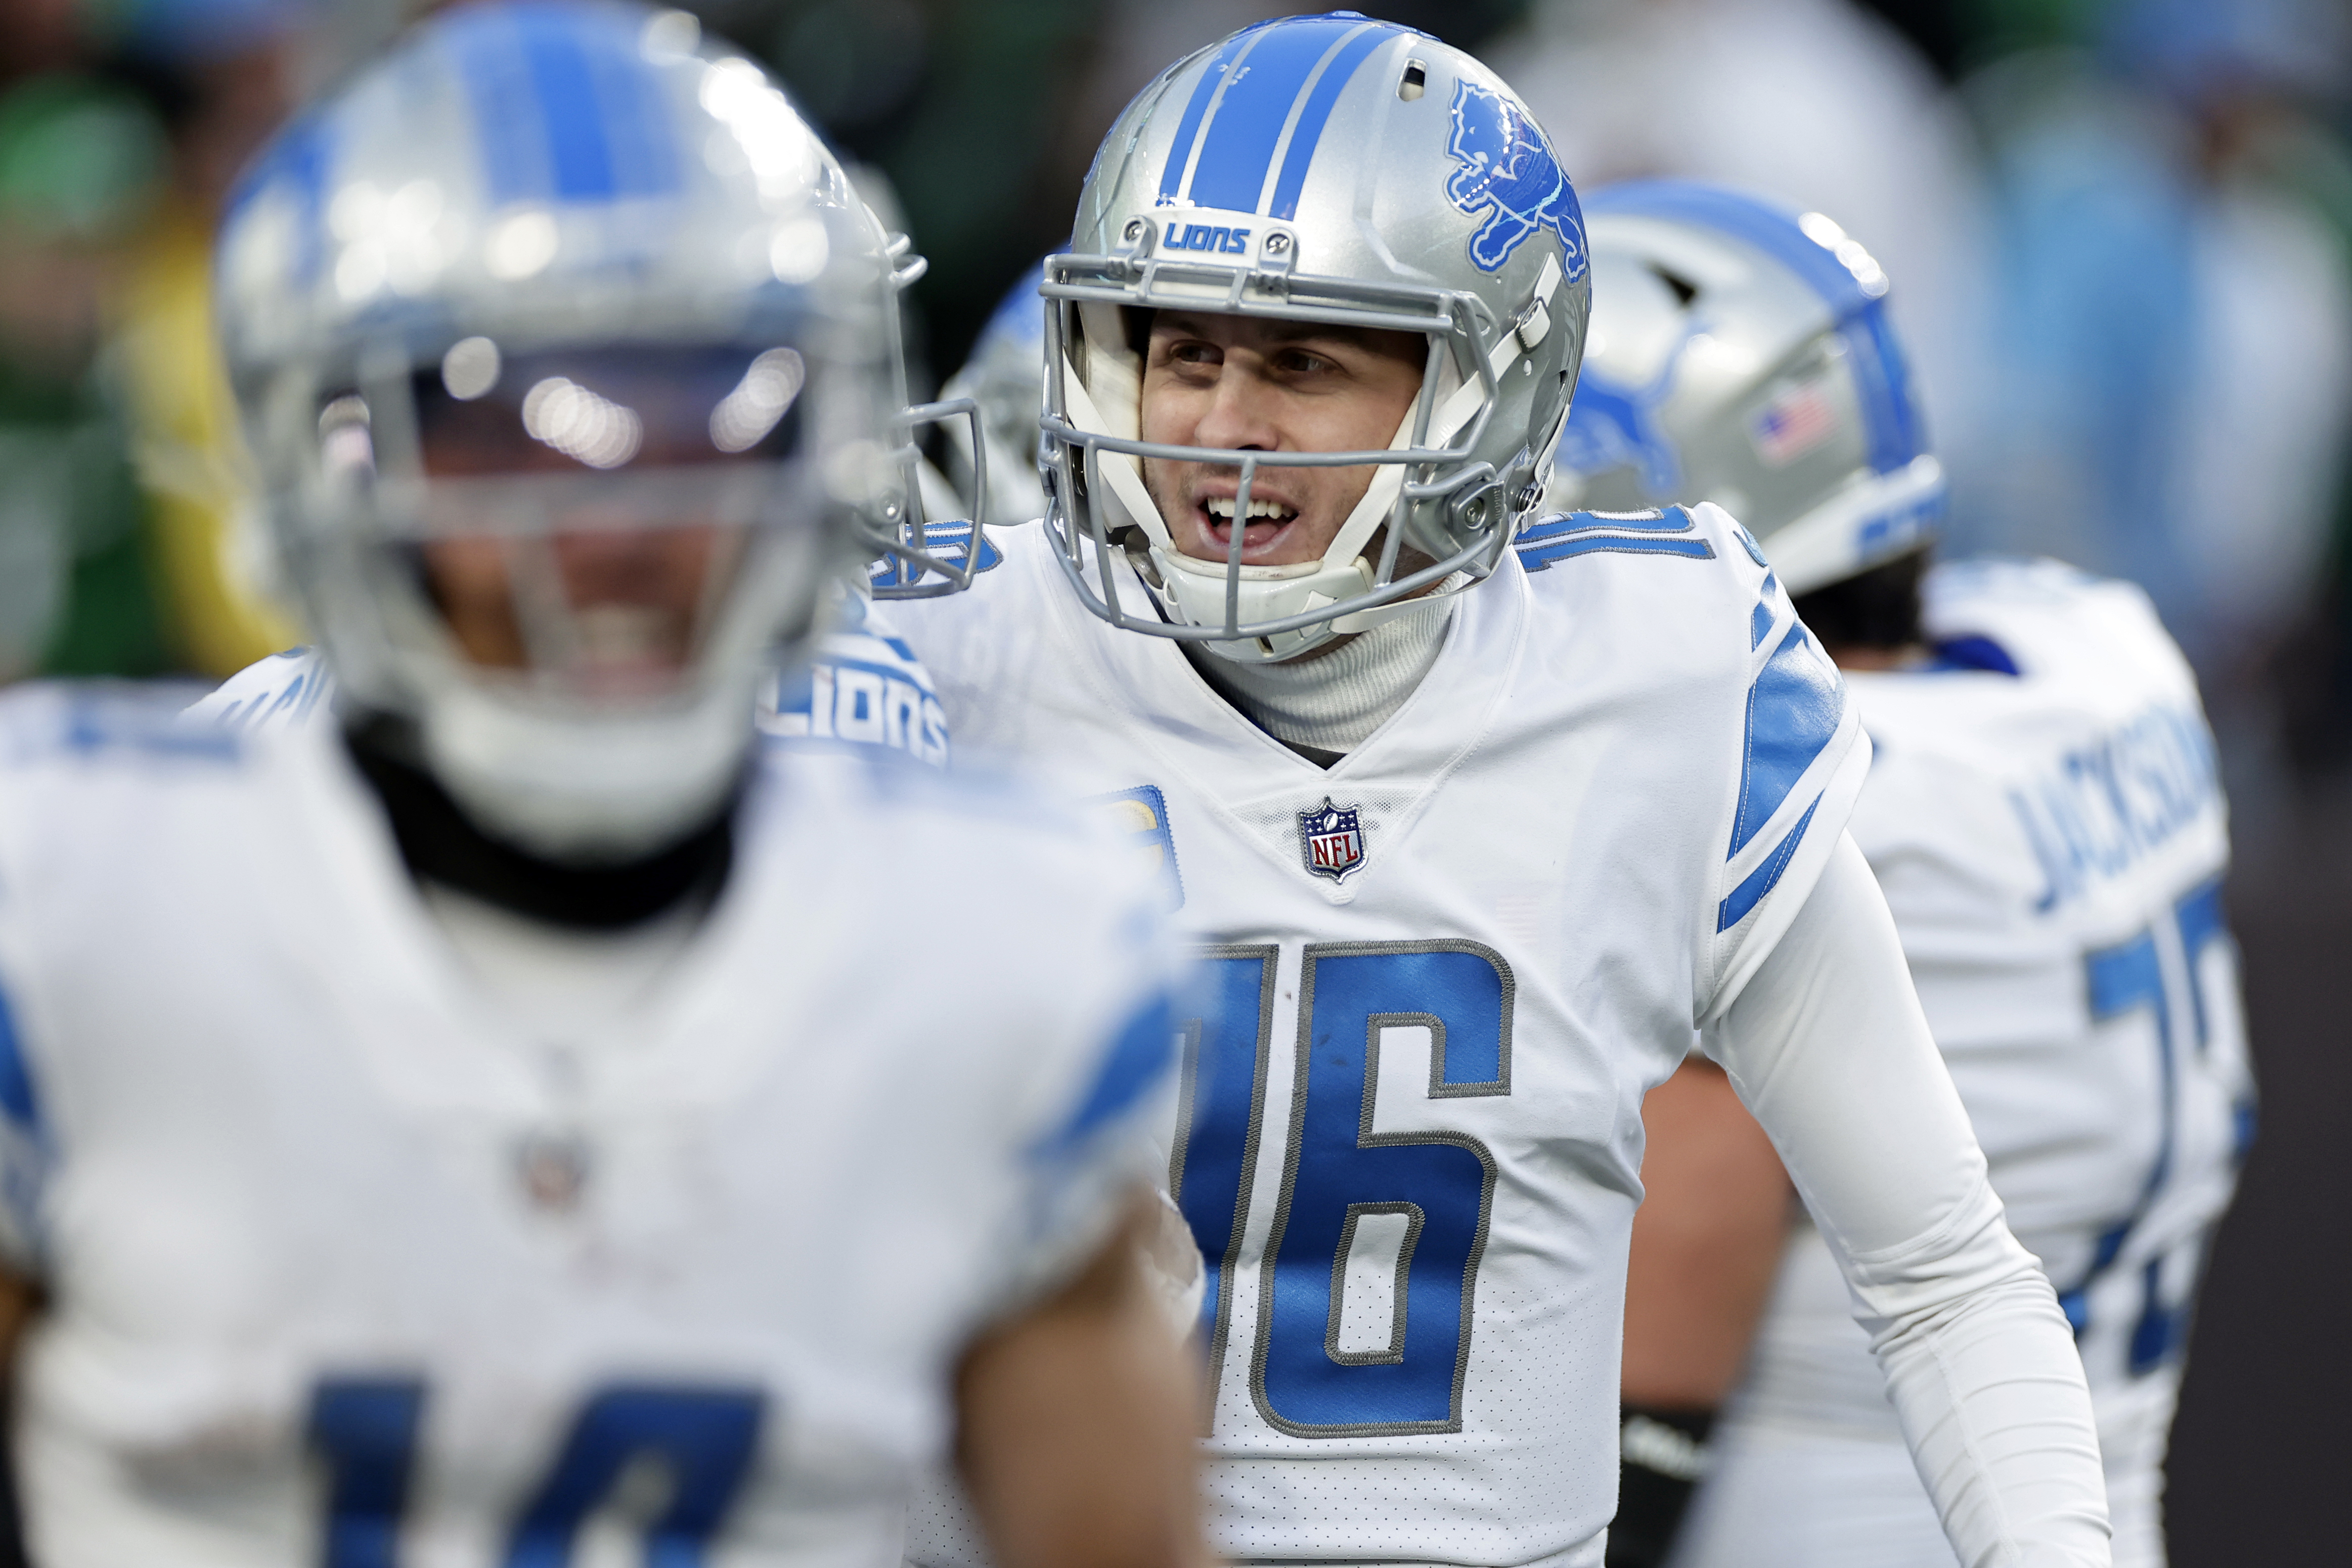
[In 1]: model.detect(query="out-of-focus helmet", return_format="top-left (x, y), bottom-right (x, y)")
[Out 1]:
top-left (1545, 180), bottom-right (1942, 596)
top-left (214, 1), bottom-right (975, 859)
top-left (942, 258), bottom-right (1051, 527)
top-left (1043, 12), bottom-right (1588, 662)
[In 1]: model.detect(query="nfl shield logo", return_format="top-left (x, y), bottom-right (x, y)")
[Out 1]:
top-left (1298, 797), bottom-right (1367, 882)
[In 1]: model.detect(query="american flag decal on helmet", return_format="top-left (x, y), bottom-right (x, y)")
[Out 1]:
top-left (1298, 797), bottom-right (1366, 882)
top-left (1750, 377), bottom-right (1838, 467)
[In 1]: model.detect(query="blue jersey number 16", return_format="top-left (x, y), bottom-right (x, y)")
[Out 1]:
top-left (310, 1379), bottom-right (763, 1567)
top-left (1172, 941), bottom-right (1512, 1439)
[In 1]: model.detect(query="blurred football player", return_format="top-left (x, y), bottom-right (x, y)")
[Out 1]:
top-left (882, 15), bottom-right (2111, 1568)
top-left (0, 5), bottom-right (1208, 1564)
top-left (1549, 179), bottom-right (2253, 1568)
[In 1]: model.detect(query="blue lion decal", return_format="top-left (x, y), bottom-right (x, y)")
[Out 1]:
top-left (1444, 79), bottom-right (1585, 277)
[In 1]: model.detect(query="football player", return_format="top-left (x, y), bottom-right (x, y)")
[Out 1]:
top-left (0, 5), bottom-right (1207, 1564)
top-left (884, 15), bottom-right (2111, 1568)
top-left (1548, 180), bottom-right (2252, 1568)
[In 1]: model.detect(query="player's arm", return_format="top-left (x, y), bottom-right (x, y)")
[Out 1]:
top-left (953, 1190), bottom-right (1211, 1568)
top-left (0, 1271), bottom-right (33, 1362)
top-left (1610, 1060), bottom-right (1791, 1568)
top-left (1703, 834), bottom-right (2111, 1566)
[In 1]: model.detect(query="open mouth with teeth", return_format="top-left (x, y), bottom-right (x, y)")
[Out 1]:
top-left (1200, 493), bottom-right (1304, 554)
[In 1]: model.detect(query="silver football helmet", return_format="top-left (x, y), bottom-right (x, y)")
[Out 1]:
top-left (215, 1), bottom-right (973, 860)
top-left (1042, 13), bottom-right (1588, 662)
top-left (1544, 180), bottom-right (1943, 596)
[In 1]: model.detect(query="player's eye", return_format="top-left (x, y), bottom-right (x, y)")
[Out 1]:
top-left (1166, 339), bottom-right (1221, 368)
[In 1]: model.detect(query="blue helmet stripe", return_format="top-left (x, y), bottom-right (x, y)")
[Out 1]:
top-left (1842, 305), bottom-right (1924, 474)
top-left (225, 108), bottom-right (332, 286)
top-left (1181, 15), bottom-right (1372, 214)
top-left (519, 13), bottom-right (617, 199)
top-left (446, 3), bottom-right (677, 205)
top-left (1156, 26), bottom-right (1266, 206)
top-left (1588, 180), bottom-right (1925, 474)
top-left (1266, 22), bottom-right (1400, 220)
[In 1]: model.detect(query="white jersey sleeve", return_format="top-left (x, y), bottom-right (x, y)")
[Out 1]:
top-left (1708, 837), bottom-right (2111, 1566)
top-left (1674, 560), bottom-right (2236, 1568)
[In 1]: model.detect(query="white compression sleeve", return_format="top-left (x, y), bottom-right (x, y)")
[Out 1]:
top-left (1703, 833), bottom-right (2111, 1568)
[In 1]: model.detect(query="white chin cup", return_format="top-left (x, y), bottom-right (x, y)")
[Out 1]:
top-left (1753, 454), bottom-right (1945, 597)
top-left (1149, 549), bottom-right (1372, 663)
top-left (420, 677), bottom-right (756, 863)
top-left (1146, 545), bottom-right (1441, 662)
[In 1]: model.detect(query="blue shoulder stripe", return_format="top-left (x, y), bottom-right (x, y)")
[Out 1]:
top-left (1517, 535), bottom-right (1714, 572)
top-left (1031, 991), bottom-right (1178, 1163)
top-left (1924, 634), bottom-right (2020, 676)
top-left (1516, 507), bottom-right (1717, 571)
top-left (1718, 794), bottom-right (1821, 931)
top-left (867, 522), bottom-right (1003, 593)
top-left (1730, 624), bottom-right (1842, 857)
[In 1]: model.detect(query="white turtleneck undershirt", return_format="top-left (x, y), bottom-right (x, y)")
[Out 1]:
top-left (1186, 588), bottom-right (1461, 761)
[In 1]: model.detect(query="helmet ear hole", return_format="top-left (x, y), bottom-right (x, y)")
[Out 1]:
top-left (1121, 306), bottom-right (1153, 357)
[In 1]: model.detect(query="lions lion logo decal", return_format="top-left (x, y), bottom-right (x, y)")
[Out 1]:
top-left (1444, 79), bottom-right (1586, 278)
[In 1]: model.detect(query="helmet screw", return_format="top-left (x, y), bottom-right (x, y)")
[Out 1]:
top-left (1266, 233), bottom-right (1292, 254)
top-left (1124, 219), bottom-right (1145, 242)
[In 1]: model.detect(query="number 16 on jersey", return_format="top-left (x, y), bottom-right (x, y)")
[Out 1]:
top-left (1171, 941), bottom-right (1513, 1437)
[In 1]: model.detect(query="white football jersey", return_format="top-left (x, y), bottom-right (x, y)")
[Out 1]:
top-left (191, 595), bottom-right (952, 767)
top-left (886, 506), bottom-right (1869, 1567)
top-left (1670, 559), bottom-right (2251, 1568)
top-left (0, 683), bottom-right (1178, 1568)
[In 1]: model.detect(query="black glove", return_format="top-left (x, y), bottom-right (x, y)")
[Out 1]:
top-left (1605, 1404), bottom-right (1716, 1568)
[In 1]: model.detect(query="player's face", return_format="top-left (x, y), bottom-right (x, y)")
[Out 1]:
top-left (398, 346), bottom-right (801, 693)
top-left (1139, 311), bottom-right (1425, 566)
top-left (417, 528), bottom-right (740, 691)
